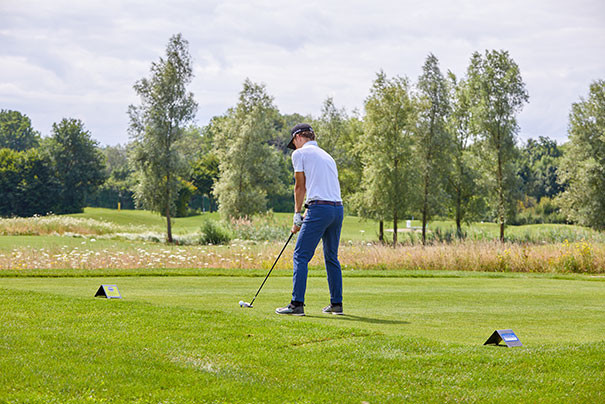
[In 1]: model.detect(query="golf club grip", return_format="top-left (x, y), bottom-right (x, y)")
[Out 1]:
top-left (250, 232), bottom-right (294, 304)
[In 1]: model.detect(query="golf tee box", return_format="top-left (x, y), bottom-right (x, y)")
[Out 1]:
top-left (95, 285), bottom-right (122, 299)
top-left (484, 329), bottom-right (522, 347)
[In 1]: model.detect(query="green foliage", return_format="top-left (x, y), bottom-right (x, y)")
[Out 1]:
top-left (227, 213), bottom-right (290, 241)
top-left (518, 136), bottom-right (563, 201)
top-left (212, 79), bottom-right (286, 218)
top-left (190, 151), bottom-right (220, 211)
top-left (354, 71), bottom-right (418, 244)
top-left (558, 80), bottom-right (605, 230)
top-left (0, 148), bottom-right (57, 217)
top-left (46, 118), bottom-right (106, 214)
top-left (128, 33), bottom-right (198, 242)
top-left (445, 73), bottom-right (487, 235)
top-left (87, 144), bottom-right (135, 209)
top-left (0, 109), bottom-right (40, 151)
top-left (200, 219), bottom-right (232, 244)
top-left (512, 196), bottom-right (566, 225)
top-left (313, 98), bottom-right (363, 205)
top-left (467, 50), bottom-right (529, 241)
top-left (175, 180), bottom-right (196, 217)
top-left (414, 54), bottom-right (452, 243)
top-left (264, 154), bottom-right (294, 213)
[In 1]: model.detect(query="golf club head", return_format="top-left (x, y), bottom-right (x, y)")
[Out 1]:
top-left (239, 300), bottom-right (253, 308)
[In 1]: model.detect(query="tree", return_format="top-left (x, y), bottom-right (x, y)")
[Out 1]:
top-left (314, 97), bottom-right (348, 161)
top-left (414, 54), bottom-right (452, 244)
top-left (467, 50), bottom-right (528, 242)
top-left (87, 144), bottom-right (136, 210)
top-left (0, 148), bottom-right (21, 216)
top-left (0, 110), bottom-right (40, 151)
top-left (46, 118), bottom-right (105, 214)
top-left (339, 113), bottom-right (365, 206)
top-left (190, 152), bottom-right (220, 212)
top-left (446, 73), bottom-right (486, 237)
top-left (0, 148), bottom-right (57, 217)
top-left (128, 33), bottom-right (198, 242)
top-left (355, 71), bottom-right (418, 245)
top-left (313, 98), bottom-right (363, 204)
top-left (518, 136), bottom-right (563, 201)
top-left (558, 80), bottom-right (605, 229)
top-left (212, 79), bottom-right (285, 218)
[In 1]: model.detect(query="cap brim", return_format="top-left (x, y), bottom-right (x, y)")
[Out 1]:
top-left (287, 137), bottom-right (296, 150)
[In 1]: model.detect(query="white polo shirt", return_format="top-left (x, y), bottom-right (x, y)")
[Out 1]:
top-left (291, 141), bottom-right (342, 203)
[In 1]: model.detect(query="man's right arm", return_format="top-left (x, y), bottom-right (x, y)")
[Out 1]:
top-left (294, 172), bottom-right (306, 213)
top-left (292, 171), bottom-right (306, 233)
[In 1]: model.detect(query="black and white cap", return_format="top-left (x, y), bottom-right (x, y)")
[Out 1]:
top-left (287, 123), bottom-right (314, 150)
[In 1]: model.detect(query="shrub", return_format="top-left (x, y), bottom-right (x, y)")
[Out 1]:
top-left (200, 220), bottom-right (232, 245)
top-left (512, 197), bottom-right (566, 225)
top-left (228, 213), bottom-right (290, 241)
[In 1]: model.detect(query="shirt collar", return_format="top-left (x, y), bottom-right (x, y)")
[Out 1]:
top-left (302, 141), bottom-right (318, 148)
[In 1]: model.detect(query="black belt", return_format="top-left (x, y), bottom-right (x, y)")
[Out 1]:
top-left (305, 200), bottom-right (343, 207)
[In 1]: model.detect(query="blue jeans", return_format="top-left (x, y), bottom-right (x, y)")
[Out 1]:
top-left (292, 204), bottom-right (344, 304)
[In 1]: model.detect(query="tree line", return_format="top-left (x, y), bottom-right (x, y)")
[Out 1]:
top-left (1, 34), bottom-right (604, 243)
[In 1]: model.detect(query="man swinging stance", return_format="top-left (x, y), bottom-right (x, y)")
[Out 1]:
top-left (276, 123), bottom-right (344, 316)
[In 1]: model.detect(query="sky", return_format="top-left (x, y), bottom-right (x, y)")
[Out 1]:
top-left (1, 0), bottom-right (604, 146)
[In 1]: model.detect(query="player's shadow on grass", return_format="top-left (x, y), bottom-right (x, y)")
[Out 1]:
top-left (309, 314), bottom-right (409, 325)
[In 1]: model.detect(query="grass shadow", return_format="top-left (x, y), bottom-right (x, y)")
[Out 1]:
top-left (306, 314), bottom-right (410, 325)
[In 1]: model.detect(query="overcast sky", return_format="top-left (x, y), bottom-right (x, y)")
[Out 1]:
top-left (1, 0), bottom-right (604, 146)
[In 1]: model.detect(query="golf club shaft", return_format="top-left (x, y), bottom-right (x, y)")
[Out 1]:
top-left (249, 232), bottom-right (294, 306)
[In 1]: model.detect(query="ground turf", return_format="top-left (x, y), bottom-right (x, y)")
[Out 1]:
top-left (1, 273), bottom-right (604, 403)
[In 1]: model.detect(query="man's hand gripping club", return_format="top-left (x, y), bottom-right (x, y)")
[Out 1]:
top-left (292, 212), bottom-right (303, 234)
top-left (291, 172), bottom-right (306, 234)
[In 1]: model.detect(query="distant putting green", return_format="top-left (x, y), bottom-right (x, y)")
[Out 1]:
top-left (1, 273), bottom-right (604, 403)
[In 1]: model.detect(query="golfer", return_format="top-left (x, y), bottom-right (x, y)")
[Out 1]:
top-left (276, 123), bottom-right (344, 316)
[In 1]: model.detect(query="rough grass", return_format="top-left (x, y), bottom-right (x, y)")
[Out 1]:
top-left (0, 214), bottom-right (134, 236)
top-left (1, 208), bottom-right (604, 275)
top-left (1, 274), bottom-right (604, 403)
top-left (2, 207), bottom-right (602, 244)
top-left (2, 235), bottom-right (604, 274)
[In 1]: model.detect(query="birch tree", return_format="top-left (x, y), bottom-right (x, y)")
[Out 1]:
top-left (355, 71), bottom-right (417, 245)
top-left (446, 73), bottom-right (486, 237)
top-left (128, 33), bottom-right (197, 243)
top-left (467, 50), bottom-right (528, 242)
top-left (414, 54), bottom-right (452, 244)
top-left (558, 80), bottom-right (605, 229)
top-left (212, 79), bottom-right (284, 218)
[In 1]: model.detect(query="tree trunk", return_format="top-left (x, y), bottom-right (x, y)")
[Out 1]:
top-left (378, 220), bottom-right (384, 243)
top-left (422, 209), bottom-right (427, 245)
top-left (422, 174), bottom-right (429, 245)
top-left (456, 165), bottom-right (463, 239)
top-left (166, 203), bottom-right (173, 243)
top-left (456, 189), bottom-right (462, 239)
top-left (497, 146), bottom-right (504, 243)
top-left (393, 210), bottom-right (398, 247)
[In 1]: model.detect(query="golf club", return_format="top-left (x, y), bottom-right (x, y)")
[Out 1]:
top-left (239, 231), bottom-right (294, 308)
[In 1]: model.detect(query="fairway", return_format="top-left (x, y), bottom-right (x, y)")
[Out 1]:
top-left (2, 274), bottom-right (604, 403)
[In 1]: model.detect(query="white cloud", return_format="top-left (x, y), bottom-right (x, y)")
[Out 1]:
top-left (1, 0), bottom-right (604, 145)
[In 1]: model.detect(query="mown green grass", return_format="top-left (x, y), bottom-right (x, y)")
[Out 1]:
top-left (68, 208), bottom-right (222, 234)
top-left (68, 208), bottom-right (605, 243)
top-left (68, 208), bottom-right (379, 240)
top-left (1, 273), bottom-right (604, 403)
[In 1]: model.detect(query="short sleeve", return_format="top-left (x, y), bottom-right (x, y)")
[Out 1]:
top-left (291, 150), bottom-right (304, 172)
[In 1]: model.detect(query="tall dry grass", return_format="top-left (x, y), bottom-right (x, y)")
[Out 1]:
top-left (1, 239), bottom-right (603, 274)
top-left (337, 240), bottom-right (604, 273)
top-left (0, 215), bottom-right (135, 236)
